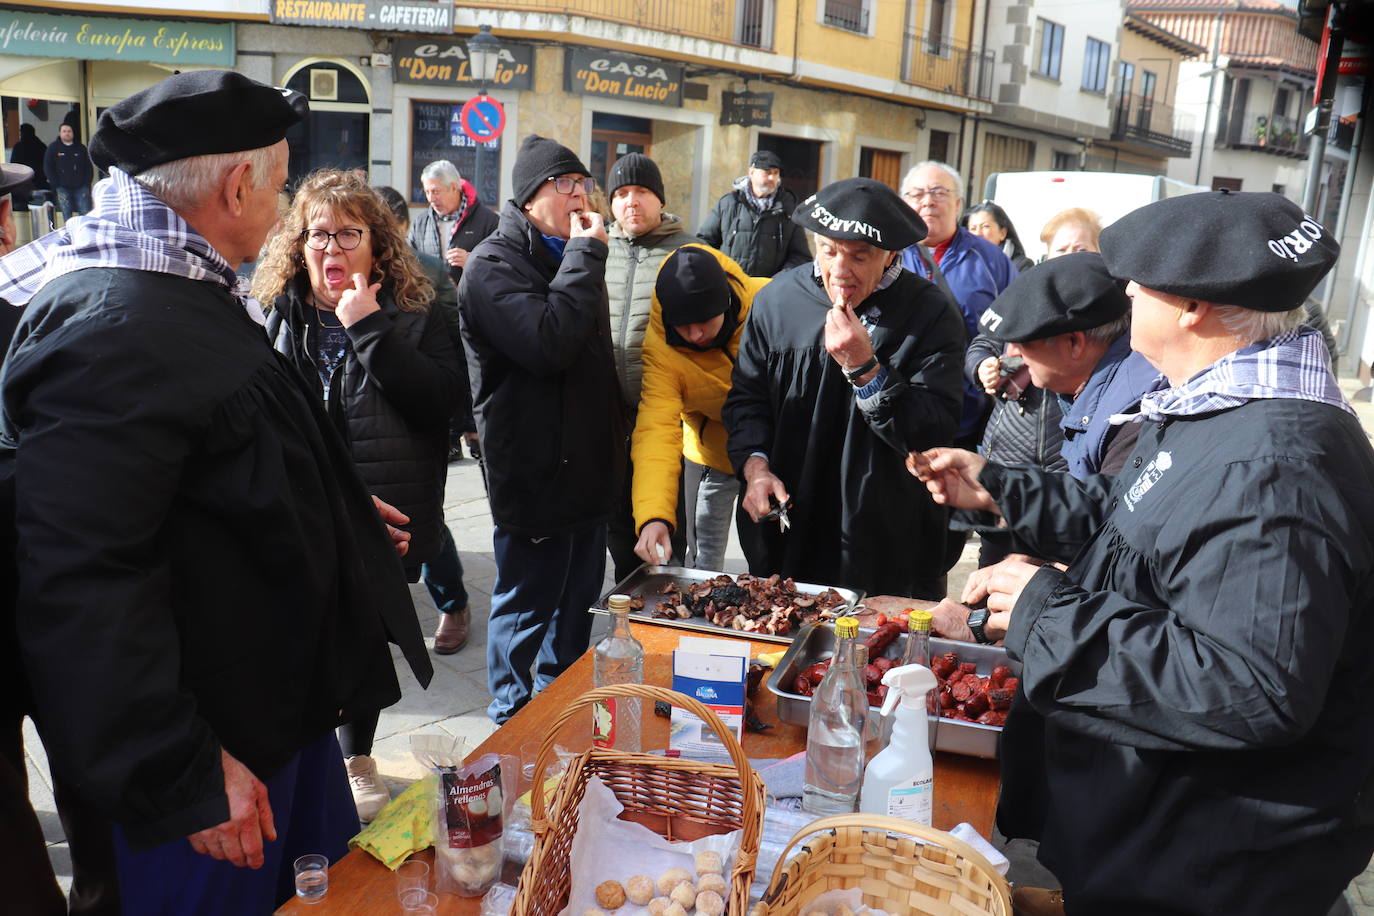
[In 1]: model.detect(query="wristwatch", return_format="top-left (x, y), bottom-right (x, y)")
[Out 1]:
top-left (967, 607), bottom-right (992, 645)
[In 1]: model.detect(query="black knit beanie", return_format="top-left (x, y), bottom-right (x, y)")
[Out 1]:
top-left (609, 152), bottom-right (665, 204)
top-left (657, 247), bottom-right (733, 327)
top-left (512, 134), bottom-right (590, 206)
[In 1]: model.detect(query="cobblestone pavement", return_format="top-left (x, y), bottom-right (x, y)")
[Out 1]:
top-left (24, 377), bottom-right (1374, 912)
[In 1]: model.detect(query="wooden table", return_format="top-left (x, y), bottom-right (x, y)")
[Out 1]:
top-left (277, 621), bottom-right (1000, 914)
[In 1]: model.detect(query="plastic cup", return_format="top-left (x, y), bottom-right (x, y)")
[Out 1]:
top-left (401, 889), bottom-right (439, 914)
top-left (520, 740), bottom-right (541, 784)
top-left (395, 858), bottom-right (429, 901)
top-left (293, 853), bottom-right (329, 904)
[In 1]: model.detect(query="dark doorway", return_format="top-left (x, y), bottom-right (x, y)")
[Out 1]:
top-left (590, 113), bottom-right (652, 193)
top-left (757, 133), bottom-right (822, 200)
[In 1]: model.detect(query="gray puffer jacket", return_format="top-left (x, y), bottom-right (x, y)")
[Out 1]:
top-left (966, 331), bottom-right (1067, 472)
top-left (606, 214), bottom-right (701, 408)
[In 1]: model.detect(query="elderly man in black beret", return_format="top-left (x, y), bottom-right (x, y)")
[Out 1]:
top-left (723, 177), bottom-right (964, 599)
top-left (914, 191), bottom-right (1374, 915)
top-left (0, 71), bottom-right (431, 913)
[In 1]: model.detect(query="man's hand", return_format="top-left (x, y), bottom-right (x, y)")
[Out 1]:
top-left (337, 273), bottom-right (382, 327)
top-left (977, 357), bottom-right (1002, 395)
top-left (634, 521), bottom-right (673, 565)
top-left (962, 554), bottom-right (1042, 605)
top-left (982, 558), bottom-right (1042, 615)
top-left (823, 299), bottom-right (874, 375)
top-left (187, 750), bottom-right (276, 869)
top-left (462, 431), bottom-right (481, 461)
top-left (569, 211), bottom-right (607, 244)
top-left (929, 597), bottom-right (976, 642)
top-left (445, 247), bottom-right (469, 269)
top-left (906, 448), bottom-right (998, 515)
top-left (741, 456), bottom-right (790, 523)
top-left (372, 495), bottom-right (411, 558)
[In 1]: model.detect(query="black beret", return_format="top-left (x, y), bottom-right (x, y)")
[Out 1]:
top-left (792, 177), bottom-right (927, 250)
top-left (979, 252), bottom-right (1129, 342)
top-left (90, 70), bottom-right (307, 175)
top-left (1099, 190), bottom-right (1338, 312)
top-left (609, 152), bottom-right (664, 204)
top-left (0, 163), bottom-right (34, 197)
top-left (657, 246), bottom-right (732, 327)
top-left (750, 150), bottom-right (782, 171)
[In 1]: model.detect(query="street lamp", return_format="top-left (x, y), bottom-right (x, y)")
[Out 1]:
top-left (467, 25), bottom-right (502, 95)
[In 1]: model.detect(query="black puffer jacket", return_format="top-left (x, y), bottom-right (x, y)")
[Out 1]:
top-left (966, 331), bottom-right (1067, 472)
top-left (459, 203), bottom-right (626, 536)
top-left (697, 177), bottom-right (812, 278)
top-left (267, 280), bottom-right (462, 566)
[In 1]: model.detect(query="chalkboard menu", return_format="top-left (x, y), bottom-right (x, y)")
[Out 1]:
top-left (409, 99), bottom-right (501, 207)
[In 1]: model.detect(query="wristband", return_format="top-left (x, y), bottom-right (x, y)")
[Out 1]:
top-left (845, 356), bottom-right (878, 384)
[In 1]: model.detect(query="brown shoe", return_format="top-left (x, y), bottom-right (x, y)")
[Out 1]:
top-left (1013, 886), bottom-right (1065, 916)
top-left (434, 605), bottom-right (469, 654)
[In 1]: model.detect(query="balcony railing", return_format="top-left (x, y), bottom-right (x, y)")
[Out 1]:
top-left (902, 29), bottom-right (994, 100)
top-left (822, 0), bottom-right (870, 33)
top-left (1216, 109), bottom-right (1305, 156)
top-left (1111, 93), bottom-right (1193, 157)
top-left (467, 0), bottom-right (773, 50)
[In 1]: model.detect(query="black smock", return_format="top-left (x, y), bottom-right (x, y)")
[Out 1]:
top-left (722, 264), bottom-right (964, 598)
top-left (0, 269), bottom-right (431, 848)
top-left (986, 398), bottom-right (1374, 915)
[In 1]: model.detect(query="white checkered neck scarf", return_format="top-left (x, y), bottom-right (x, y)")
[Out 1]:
top-left (1117, 325), bottom-right (1354, 424)
top-left (0, 167), bottom-right (243, 310)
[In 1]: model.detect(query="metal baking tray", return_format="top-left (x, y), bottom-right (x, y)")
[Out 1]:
top-left (592, 565), bottom-right (863, 645)
top-left (767, 622), bottom-right (1009, 759)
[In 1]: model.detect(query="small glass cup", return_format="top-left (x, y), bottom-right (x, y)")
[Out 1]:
top-left (293, 853), bottom-right (329, 904)
top-left (520, 740), bottom-right (541, 785)
top-left (395, 858), bottom-right (429, 902)
top-left (400, 889), bottom-right (440, 914)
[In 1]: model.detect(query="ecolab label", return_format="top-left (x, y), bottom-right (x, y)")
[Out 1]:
top-left (887, 774), bottom-right (933, 825)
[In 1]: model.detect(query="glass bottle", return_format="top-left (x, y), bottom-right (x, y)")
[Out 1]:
top-left (803, 616), bottom-right (868, 814)
top-left (592, 595), bottom-right (644, 751)
top-left (877, 609), bottom-right (935, 751)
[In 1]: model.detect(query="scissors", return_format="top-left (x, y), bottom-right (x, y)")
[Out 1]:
top-left (761, 497), bottom-right (792, 533)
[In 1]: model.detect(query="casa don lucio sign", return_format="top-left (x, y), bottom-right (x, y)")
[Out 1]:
top-left (565, 48), bottom-right (682, 107)
top-left (393, 38), bottom-right (534, 91)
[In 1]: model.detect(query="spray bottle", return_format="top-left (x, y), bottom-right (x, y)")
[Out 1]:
top-left (858, 663), bottom-right (938, 824)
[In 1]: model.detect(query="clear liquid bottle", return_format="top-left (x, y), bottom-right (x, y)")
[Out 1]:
top-left (593, 594), bottom-right (644, 751)
top-left (803, 616), bottom-right (868, 815)
top-left (877, 609), bottom-right (933, 751)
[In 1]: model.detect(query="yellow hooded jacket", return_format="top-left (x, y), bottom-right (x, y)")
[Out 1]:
top-left (631, 244), bottom-right (769, 534)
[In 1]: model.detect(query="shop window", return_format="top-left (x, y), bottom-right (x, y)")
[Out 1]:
top-left (1035, 19), bottom-right (1064, 80)
top-left (409, 100), bottom-right (501, 207)
top-left (284, 61), bottom-right (370, 185)
top-left (1052, 151), bottom-right (1076, 170)
top-left (757, 134), bottom-right (823, 200)
top-left (1082, 38), bottom-right (1110, 94)
top-left (590, 113), bottom-right (652, 194)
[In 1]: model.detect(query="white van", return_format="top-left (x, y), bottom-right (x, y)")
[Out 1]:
top-left (982, 171), bottom-right (1207, 263)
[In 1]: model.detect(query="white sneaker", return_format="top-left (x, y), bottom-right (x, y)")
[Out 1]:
top-left (344, 754), bottom-right (391, 823)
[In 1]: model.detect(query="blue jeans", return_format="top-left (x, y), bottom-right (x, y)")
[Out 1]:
top-left (689, 464), bottom-right (739, 571)
top-left (110, 732), bottom-right (358, 914)
top-left (55, 185), bottom-right (91, 220)
top-left (486, 524), bottom-right (607, 723)
top-left (422, 523), bottom-right (469, 614)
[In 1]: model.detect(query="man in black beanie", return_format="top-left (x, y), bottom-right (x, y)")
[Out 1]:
top-left (698, 148), bottom-right (811, 277)
top-left (459, 134), bottom-right (626, 724)
top-left (915, 192), bottom-right (1374, 915)
top-left (603, 151), bottom-right (701, 579)
top-left (0, 69), bottom-right (431, 913)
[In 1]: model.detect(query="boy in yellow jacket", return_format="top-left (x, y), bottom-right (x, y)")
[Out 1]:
top-left (632, 245), bottom-right (769, 569)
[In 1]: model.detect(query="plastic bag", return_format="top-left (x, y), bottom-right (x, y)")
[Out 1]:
top-left (412, 734), bottom-right (517, 897)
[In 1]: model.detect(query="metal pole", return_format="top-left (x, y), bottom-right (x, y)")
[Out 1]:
top-left (1194, 11), bottom-right (1224, 187)
top-left (1302, 8), bottom-right (1344, 215)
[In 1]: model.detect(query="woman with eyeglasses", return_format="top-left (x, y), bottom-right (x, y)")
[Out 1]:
top-left (251, 169), bottom-right (463, 823)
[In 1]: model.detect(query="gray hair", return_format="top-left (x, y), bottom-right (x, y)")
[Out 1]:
top-left (420, 159), bottom-right (462, 186)
top-left (1214, 304), bottom-right (1306, 343)
top-left (1084, 313), bottom-right (1131, 344)
top-left (902, 160), bottom-right (964, 203)
top-left (135, 145), bottom-right (279, 212)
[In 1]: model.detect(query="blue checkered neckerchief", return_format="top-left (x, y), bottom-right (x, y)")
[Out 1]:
top-left (0, 167), bottom-right (242, 309)
top-left (1121, 326), bottom-right (1354, 423)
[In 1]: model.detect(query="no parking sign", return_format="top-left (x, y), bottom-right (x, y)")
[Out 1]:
top-left (458, 94), bottom-right (506, 143)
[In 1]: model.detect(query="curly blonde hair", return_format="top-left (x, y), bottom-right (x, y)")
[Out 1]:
top-left (252, 169), bottom-right (433, 313)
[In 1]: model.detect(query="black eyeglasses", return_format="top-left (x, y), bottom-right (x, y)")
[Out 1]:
top-left (546, 176), bottom-right (596, 196)
top-left (302, 228), bottom-right (367, 250)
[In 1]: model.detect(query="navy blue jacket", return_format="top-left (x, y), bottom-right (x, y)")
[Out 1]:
top-left (1057, 334), bottom-right (1164, 480)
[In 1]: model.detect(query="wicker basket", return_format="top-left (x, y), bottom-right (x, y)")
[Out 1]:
top-left (511, 684), bottom-right (766, 916)
top-left (751, 814), bottom-right (1012, 916)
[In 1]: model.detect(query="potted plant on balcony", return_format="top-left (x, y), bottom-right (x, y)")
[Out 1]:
top-left (1253, 116), bottom-right (1269, 146)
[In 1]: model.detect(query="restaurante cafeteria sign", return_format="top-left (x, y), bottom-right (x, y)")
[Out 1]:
top-left (0, 10), bottom-right (233, 66)
top-left (565, 49), bottom-right (682, 107)
top-left (270, 0), bottom-right (453, 33)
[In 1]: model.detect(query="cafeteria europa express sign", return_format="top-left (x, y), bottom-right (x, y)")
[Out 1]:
top-left (0, 11), bottom-right (233, 66)
top-left (270, 0), bottom-right (452, 33)
top-left (565, 49), bottom-right (682, 107)
top-left (393, 38), bottom-right (534, 90)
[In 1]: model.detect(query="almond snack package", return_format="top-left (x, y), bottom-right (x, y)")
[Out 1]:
top-left (412, 735), bottom-right (517, 897)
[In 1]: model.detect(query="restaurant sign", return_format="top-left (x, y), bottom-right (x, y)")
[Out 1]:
top-left (393, 38), bottom-right (534, 90)
top-left (270, 0), bottom-right (453, 34)
top-left (0, 10), bottom-right (234, 65)
top-left (565, 48), bottom-right (682, 107)
top-left (721, 91), bottom-right (773, 127)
